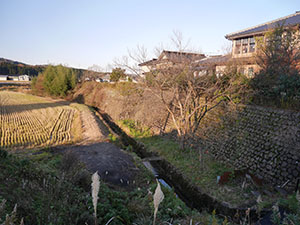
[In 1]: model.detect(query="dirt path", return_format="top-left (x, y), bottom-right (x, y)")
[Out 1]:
top-left (64, 107), bottom-right (139, 188)
top-left (80, 109), bottom-right (110, 143)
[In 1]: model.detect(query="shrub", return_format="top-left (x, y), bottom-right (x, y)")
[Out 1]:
top-left (110, 68), bottom-right (126, 82)
top-left (251, 24), bottom-right (300, 108)
top-left (32, 65), bottom-right (78, 97)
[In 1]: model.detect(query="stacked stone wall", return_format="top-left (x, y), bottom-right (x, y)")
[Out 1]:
top-left (201, 104), bottom-right (300, 189)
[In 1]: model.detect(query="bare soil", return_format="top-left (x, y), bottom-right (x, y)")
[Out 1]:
top-left (65, 107), bottom-right (139, 188)
top-left (65, 142), bottom-right (139, 188)
top-left (80, 109), bottom-right (108, 143)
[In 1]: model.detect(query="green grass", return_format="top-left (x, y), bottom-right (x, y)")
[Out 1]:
top-left (0, 147), bottom-right (219, 225)
top-left (119, 119), bottom-right (152, 138)
top-left (119, 119), bottom-right (283, 208)
top-left (139, 136), bottom-right (231, 189)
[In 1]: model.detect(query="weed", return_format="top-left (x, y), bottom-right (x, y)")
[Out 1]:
top-left (108, 133), bottom-right (118, 142)
top-left (279, 194), bottom-right (300, 214)
top-left (119, 119), bottom-right (152, 138)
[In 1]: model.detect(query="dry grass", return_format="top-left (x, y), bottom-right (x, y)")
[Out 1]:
top-left (153, 180), bottom-right (164, 225)
top-left (91, 171), bottom-right (100, 225)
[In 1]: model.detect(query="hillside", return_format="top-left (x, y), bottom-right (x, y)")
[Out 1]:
top-left (0, 57), bottom-right (104, 79)
top-left (0, 57), bottom-right (27, 65)
top-left (0, 58), bottom-right (45, 76)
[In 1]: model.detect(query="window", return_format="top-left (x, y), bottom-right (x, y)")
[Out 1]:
top-left (242, 38), bottom-right (248, 53)
top-left (248, 67), bottom-right (254, 77)
top-left (235, 40), bottom-right (241, 54)
top-left (249, 37), bottom-right (255, 52)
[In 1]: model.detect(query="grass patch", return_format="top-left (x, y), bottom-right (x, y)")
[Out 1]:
top-left (0, 148), bottom-right (215, 225)
top-left (118, 119), bottom-right (152, 138)
top-left (119, 120), bottom-right (282, 208)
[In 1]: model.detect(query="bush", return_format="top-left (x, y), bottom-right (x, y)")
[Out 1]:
top-left (110, 67), bottom-right (126, 82)
top-left (0, 152), bottom-right (92, 224)
top-left (251, 24), bottom-right (300, 108)
top-left (32, 65), bottom-right (78, 97)
top-left (250, 72), bottom-right (300, 108)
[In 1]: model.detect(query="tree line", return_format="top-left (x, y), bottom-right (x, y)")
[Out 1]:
top-left (0, 63), bottom-right (44, 76)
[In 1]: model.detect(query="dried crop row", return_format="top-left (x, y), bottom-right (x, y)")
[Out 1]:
top-left (0, 91), bottom-right (76, 148)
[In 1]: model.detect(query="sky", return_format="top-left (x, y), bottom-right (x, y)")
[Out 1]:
top-left (0, 0), bottom-right (299, 70)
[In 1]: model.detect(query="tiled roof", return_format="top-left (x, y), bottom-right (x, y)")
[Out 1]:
top-left (138, 50), bottom-right (205, 67)
top-left (159, 50), bottom-right (205, 61)
top-left (193, 55), bottom-right (231, 66)
top-left (193, 55), bottom-right (256, 68)
top-left (138, 58), bottom-right (158, 66)
top-left (226, 11), bottom-right (300, 40)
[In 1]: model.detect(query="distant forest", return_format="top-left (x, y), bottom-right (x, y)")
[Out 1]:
top-left (0, 62), bottom-right (94, 79)
top-left (0, 62), bottom-right (45, 76)
top-left (0, 58), bottom-right (105, 80)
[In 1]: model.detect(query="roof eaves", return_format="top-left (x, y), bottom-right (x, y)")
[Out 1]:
top-left (225, 11), bottom-right (300, 40)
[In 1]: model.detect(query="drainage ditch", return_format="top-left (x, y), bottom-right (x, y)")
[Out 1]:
top-left (94, 107), bottom-right (270, 223)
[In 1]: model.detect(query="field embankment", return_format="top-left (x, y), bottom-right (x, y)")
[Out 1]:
top-left (72, 82), bottom-right (170, 133)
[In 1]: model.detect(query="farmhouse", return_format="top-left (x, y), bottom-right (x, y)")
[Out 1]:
top-left (0, 74), bottom-right (31, 81)
top-left (101, 74), bottom-right (111, 82)
top-left (0, 75), bottom-right (8, 81)
top-left (194, 11), bottom-right (300, 77)
top-left (225, 11), bottom-right (300, 76)
top-left (18, 74), bottom-right (31, 81)
top-left (139, 50), bottom-right (205, 77)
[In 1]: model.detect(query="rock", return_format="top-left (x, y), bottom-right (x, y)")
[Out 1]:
top-left (251, 191), bottom-right (261, 198)
top-left (275, 186), bottom-right (287, 195)
top-left (262, 190), bottom-right (273, 197)
top-left (292, 170), bottom-right (299, 177)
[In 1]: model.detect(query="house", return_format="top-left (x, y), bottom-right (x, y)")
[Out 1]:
top-left (8, 75), bottom-right (19, 81)
top-left (138, 58), bottom-right (158, 77)
top-left (1, 75), bottom-right (31, 81)
top-left (18, 74), bottom-right (31, 81)
top-left (194, 12), bottom-right (300, 78)
top-left (118, 74), bottom-right (139, 83)
top-left (101, 74), bottom-right (111, 82)
top-left (139, 50), bottom-right (206, 76)
top-left (193, 55), bottom-right (231, 77)
top-left (0, 75), bottom-right (8, 81)
top-left (224, 11), bottom-right (300, 77)
top-left (95, 78), bottom-right (102, 83)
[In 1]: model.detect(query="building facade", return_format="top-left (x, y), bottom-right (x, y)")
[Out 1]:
top-left (225, 11), bottom-right (300, 77)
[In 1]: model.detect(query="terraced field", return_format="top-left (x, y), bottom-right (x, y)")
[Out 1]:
top-left (0, 91), bottom-right (83, 149)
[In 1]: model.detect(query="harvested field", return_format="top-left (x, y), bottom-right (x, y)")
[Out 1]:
top-left (0, 91), bottom-right (91, 149)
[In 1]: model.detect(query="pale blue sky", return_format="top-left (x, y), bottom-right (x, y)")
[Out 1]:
top-left (0, 0), bottom-right (299, 69)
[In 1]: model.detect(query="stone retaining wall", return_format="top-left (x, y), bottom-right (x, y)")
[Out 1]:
top-left (200, 104), bottom-right (300, 189)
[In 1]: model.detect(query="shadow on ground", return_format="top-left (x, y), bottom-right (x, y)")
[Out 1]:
top-left (63, 142), bottom-right (139, 188)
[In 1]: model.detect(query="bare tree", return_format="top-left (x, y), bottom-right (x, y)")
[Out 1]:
top-left (88, 64), bottom-right (103, 72)
top-left (153, 42), bottom-right (169, 58)
top-left (256, 24), bottom-right (300, 76)
top-left (146, 63), bottom-right (230, 150)
top-left (221, 41), bottom-right (232, 55)
top-left (170, 29), bottom-right (191, 52)
top-left (113, 44), bottom-right (150, 75)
